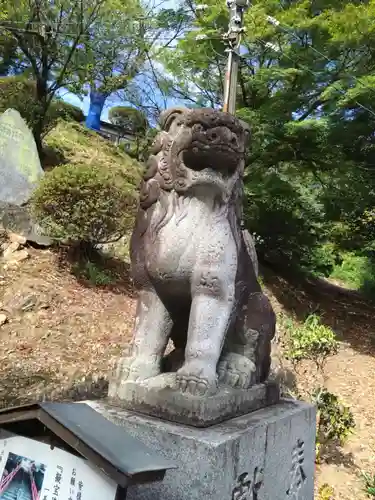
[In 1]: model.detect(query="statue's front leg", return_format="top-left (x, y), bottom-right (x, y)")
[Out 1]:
top-left (117, 288), bottom-right (172, 382)
top-left (176, 266), bottom-right (236, 396)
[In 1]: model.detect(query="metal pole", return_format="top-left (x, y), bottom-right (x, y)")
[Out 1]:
top-left (222, 0), bottom-right (250, 115)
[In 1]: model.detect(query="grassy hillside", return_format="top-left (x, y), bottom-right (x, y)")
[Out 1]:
top-left (43, 120), bottom-right (143, 188)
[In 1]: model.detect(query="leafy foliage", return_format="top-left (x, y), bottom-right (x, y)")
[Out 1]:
top-left (155, 0), bottom-right (375, 276)
top-left (317, 484), bottom-right (336, 500)
top-left (313, 388), bottom-right (355, 451)
top-left (30, 163), bottom-right (137, 246)
top-left (0, 0), bottom-right (108, 151)
top-left (285, 314), bottom-right (338, 370)
top-left (362, 472), bottom-right (375, 498)
top-left (0, 75), bottom-right (39, 125)
top-left (78, 0), bottom-right (147, 98)
top-left (49, 100), bottom-right (85, 123)
top-left (108, 106), bottom-right (148, 134)
top-left (283, 313), bottom-right (354, 461)
top-left (0, 76), bottom-right (84, 134)
top-left (72, 259), bottom-right (115, 285)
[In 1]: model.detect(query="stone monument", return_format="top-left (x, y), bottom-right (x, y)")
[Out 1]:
top-left (95, 107), bottom-right (315, 499)
top-left (0, 108), bottom-right (43, 205)
top-left (0, 109), bottom-right (52, 245)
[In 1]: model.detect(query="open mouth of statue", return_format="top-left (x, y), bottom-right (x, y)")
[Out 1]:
top-left (189, 139), bottom-right (241, 154)
top-left (181, 141), bottom-right (241, 173)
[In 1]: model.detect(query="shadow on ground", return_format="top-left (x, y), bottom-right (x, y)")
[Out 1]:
top-left (261, 265), bottom-right (375, 357)
top-left (319, 440), bottom-right (358, 470)
top-left (0, 371), bottom-right (109, 410)
top-left (55, 246), bottom-right (136, 297)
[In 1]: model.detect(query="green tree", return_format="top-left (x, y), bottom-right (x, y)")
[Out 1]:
top-left (157, 0), bottom-right (375, 274)
top-left (0, 31), bottom-right (18, 75)
top-left (80, 3), bottom-right (191, 125)
top-left (0, 0), bottom-right (106, 155)
top-left (108, 106), bottom-right (148, 134)
top-left (108, 105), bottom-right (149, 159)
top-left (78, 0), bottom-right (147, 123)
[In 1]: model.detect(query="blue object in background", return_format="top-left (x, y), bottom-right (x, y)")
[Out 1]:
top-left (85, 91), bottom-right (107, 130)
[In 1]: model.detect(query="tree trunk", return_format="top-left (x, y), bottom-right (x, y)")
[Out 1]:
top-left (33, 78), bottom-right (49, 165)
top-left (85, 90), bottom-right (108, 131)
top-left (33, 122), bottom-right (45, 163)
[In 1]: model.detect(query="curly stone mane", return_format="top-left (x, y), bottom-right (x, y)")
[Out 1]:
top-left (137, 107), bottom-right (249, 243)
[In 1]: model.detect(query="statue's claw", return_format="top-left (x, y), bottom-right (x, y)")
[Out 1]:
top-left (218, 353), bottom-right (256, 389)
top-left (117, 355), bottom-right (161, 382)
top-left (176, 360), bottom-right (218, 396)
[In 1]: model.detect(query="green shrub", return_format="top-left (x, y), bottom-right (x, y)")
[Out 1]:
top-left (285, 314), bottom-right (338, 371)
top-left (108, 106), bottom-right (148, 134)
top-left (0, 75), bottom-right (39, 127)
top-left (330, 252), bottom-right (371, 288)
top-left (72, 260), bottom-right (115, 286)
top-left (318, 484), bottom-right (335, 500)
top-left (362, 471), bottom-right (375, 497)
top-left (30, 163), bottom-right (137, 246)
top-left (49, 99), bottom-right (85, 123)
top-left (308, 243), bottom-right (340, 278)
top-left (244, 168), bottom-right (333, 276)
top-left (283, 315), bottom-right (353, 462)
top-left (0, 76), bottom-right (84, 137)
top-left (329, 251), bottom-right (375, 298)
top-left (313, 389), bottom-right (355, 450)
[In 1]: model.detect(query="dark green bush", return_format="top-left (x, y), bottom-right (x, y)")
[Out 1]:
top-left (0, 75), bottom-right (39, 127)
top-left (0, 76), bottom-right (84, 136)
top-left (108, 106), bottom-right (148, 134)
top-left (48, 99), bottom-right (85, 123)
top-left (285, 314), bottom-right (338, 371)
top-left (30, 163), bottom-right (137, 246)
top-left (244, 169), bottom-right (334, 276)
top-left (362, 472), bottom-right (375, 498)
top-left (312, 388), bottom-right (355, 449)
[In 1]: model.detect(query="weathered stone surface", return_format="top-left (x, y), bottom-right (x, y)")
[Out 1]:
top-left (3, 241), bottom-right (20, 257)
top-left (0, 109), bottom-right (43, 205)
top-left (87, 399), bottom-right (316, 500)
top-left (109, 373), bottom-right (280, 427)
top-left (1, 239), bottom-right (29, 265)
top-left (0, 314), bottom-right (7, 326)
top-left (8, 232), bottom-right (27, 245)
top-left (0, 109), bottom-right (53, 246)
top-left (110, 107), bottom-right (276, 418)
top-left (1, 283), bottom-right (51, 315)
top-left (0, 202), bottom-right (53, 246)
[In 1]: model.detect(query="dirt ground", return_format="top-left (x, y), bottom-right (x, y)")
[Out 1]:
top-left (0, 246), bottom-right (374, 499)
top-left (263, 270), bottom-right (375, 499)
top-left (0, 246), bottom-right (136, 405)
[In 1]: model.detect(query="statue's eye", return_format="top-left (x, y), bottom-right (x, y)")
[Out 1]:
top-left (194, 124), bottom-right (204, 132)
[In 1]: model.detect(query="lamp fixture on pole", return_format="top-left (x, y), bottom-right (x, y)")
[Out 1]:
top-left (222, 0), bottom-right (250, 115)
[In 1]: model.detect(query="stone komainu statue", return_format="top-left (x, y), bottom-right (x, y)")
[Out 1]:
top-left (117, 107), bottom-right (275, 396)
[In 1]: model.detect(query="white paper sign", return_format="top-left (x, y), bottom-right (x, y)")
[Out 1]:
top-left (0, 430), bottom-right (117, 500)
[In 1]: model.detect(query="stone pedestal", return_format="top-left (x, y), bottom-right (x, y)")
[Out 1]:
top-left (87, 399), bottom-right (316, 500)
top-left (108, 373), bottom-right (280, 427)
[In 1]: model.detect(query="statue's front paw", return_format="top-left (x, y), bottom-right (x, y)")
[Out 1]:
top-left (218, 353), bottom-right (256, 389)
top-left (116, 355), bottom-right (161, 382)
top-left (176, 360), bottom-right (218, 396)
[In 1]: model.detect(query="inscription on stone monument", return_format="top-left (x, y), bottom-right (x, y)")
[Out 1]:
top-left (232, 467), bottom-right (263, 500)
top-left (0, 108), bottom-right (43, 206)
top-left (286, 439), bottom-right (306, 499)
